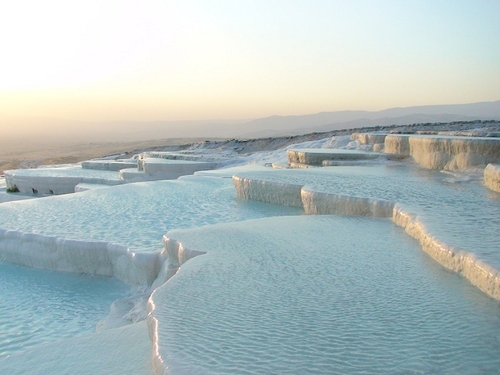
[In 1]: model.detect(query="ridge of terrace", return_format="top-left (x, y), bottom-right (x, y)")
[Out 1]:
top-left (1, 128), bottom-right (500, 373)
top-left (231, 163), bottom-right (500, 300)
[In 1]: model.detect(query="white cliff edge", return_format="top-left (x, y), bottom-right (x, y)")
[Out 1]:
top-left (232, 175), bottom-right (500, 301)
top-left (484, 163), bottom-right (500, 192)
top-left (0, 229), bottom-right (158, 286)
top-left (384, 134), bottom-right (500, 170)
top-left (147, 235), bottom-right (206, 375)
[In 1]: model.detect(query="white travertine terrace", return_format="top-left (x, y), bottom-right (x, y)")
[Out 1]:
top-left (149, 236), bottom-right (206, 292)
top-left (484, 163), bottom-right (500, 192)
top-left (137, 158), bottom-right (218, 181)
top-left (4, 167), bottom-right (123, 194)
top-left (351, 132), bottom-right (388, 145)
top-left (384, 134), bottom-right (500, 170)
top-left (234, 171), bottom-right (394, 217)
top-left (287, 148), bottom-right (380, 165)
top-left (142, 151), bottom-right (232, 164)
top-left (350, 132), bottom-right (388, 153)
top-left (81, 160), bottom-right (137, 171)
top-left (117, 157), bottom-right (219, 182)
top-left (4, 155), bottom-right (221, 194)
top-left (232, 176), bottom-right (304, 207)
top-left (232, 167), bottom-right (500, 301)
top-left (148, 215), bottom-right (500, 374)
top-left (0, 174), bottom-right (300, 285)
top-left (118, 168), bottom-right (146, 181)
top-left (0, 229), bottom-right (159, 286)
top-left (392, 205), bottom-right (500, 301)
top-left (322, 160), bottom-right (378, 166)
top-left (384, 134), bottom-right (411, 155)
top-left (2, 131), bottom-right (500, 373)
top-left (301, 188), bottom-right (394, 217)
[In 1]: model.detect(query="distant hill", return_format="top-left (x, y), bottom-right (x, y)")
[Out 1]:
top-left (1, 100), bottom-right (499, 142)
top-left (234, 100), bottom-right (500, 138)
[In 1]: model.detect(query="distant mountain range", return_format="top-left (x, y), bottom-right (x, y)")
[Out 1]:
top-left (2, 100), bottom-right (499, 143)
top-left (234, 100), bottom-right (500, 138)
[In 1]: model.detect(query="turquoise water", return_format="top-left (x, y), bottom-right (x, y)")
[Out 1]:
top-left (0, 176), bottom-right (302, 252)
top-left (2, 160), bottom-right (500, 372)
top-left (0, 175), bottom-right (302, 358)
top-left (0, 262), bottom-right (130, 358)
top-left (153, 215), bottom-right (500, 374)
top-left (234, 164), bottom-right (500, 268)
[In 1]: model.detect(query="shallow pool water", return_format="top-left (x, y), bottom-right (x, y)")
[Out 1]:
top-left (0, 176), bottom-right (302, 252)
top-left (153, 215), bottom-right (500, 374)
top-left (2, 153), bottom-right (500, 373)
top-left (234, 163), bottom-right (500, 268)
top-left (0, 262), bottom-right (130, 358)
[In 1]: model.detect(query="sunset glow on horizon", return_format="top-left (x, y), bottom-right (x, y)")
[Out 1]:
top-left (1, 0), bottom-right (499, 125)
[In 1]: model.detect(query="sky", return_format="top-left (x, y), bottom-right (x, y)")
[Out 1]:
top-left (0, 0), bottom-right (499, 126)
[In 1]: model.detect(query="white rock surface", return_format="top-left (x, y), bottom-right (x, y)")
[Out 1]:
top-left (4, 167), bottom-right (123, 194)
top-left (384, 134), bottom-right (500, 170)
top-left (81, 159), bottom-right (138, 171)
top-left (1, 127), bottom-right (500, 374)
top-left (351, 132), bottom-right (388, 145)
top-left (232, 165), bottom-right (500, 300)
top-left (139, 158), bottom-right (218, 180)
top-left (287, 148), bottom-right (380, 165)
top-left (484, 163), bottom-right (500, 192)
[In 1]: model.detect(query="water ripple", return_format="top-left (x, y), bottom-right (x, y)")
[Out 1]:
top-left (153, 215), bottom-right (500, 374)
top-left (0, 262), bottom-right (129, 357)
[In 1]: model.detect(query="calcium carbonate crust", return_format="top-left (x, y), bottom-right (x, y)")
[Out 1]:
top-left (231, 174), bottom-right (500, 301)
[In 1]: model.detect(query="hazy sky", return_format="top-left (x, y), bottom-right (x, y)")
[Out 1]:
top-left (1, 0), bottom-right (499, 123)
